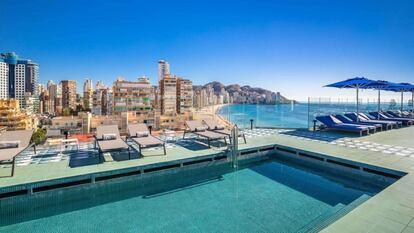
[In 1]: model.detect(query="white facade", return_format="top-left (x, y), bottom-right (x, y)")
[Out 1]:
top-left (158, 60), bottom-right (170, 81)
top-left (15, 64), bottom-right (26, 104)
top-left (0, 62), bottom-right (8, 99)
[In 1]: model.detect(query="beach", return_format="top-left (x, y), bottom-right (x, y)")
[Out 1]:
top-left (194, 104), bottom-right (232, 127)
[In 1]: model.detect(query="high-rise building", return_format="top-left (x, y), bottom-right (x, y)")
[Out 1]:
top-left (112, 76), bottom-right (153, 116)
top-left (159, 74), bottom-right (177, 115)
top-left (91, 81), bottom-right (113, 116)
top-left (60, 80), bottom-right (77, 110)
top-left (176, 78), bottom-right (193, 114)
top-left (46, 80), bottom-right (57, 114)
top-left (83, 78), bottom-right (93, 111)
top-left (0, 52), bottom-right (39, 112)
top-left (0, 61), bottom-right (9, 99)
top-left (158, 60), bottom-right (170, 81)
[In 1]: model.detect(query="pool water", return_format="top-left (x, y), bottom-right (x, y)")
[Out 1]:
top-left (0, 159), bottom-right (389, 233)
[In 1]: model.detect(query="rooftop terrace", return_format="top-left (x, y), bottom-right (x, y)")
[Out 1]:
top-left (1, 126), bottom-right (414, 232)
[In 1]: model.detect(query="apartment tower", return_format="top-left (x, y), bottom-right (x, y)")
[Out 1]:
top-left (0, 52), bottom-right (39, 112)
top-left (61, 80), bottom-right (77, 110)
top-left (158, 60), bottom-right (170, 81)
top-left (176, 78), bottom-right (193, 114)
top-left (159, 74), bottom-right (177, 115)
top-left (112, 76), bottom-right (153, 116)
top-left (83, 78), bottom-right (93, 111)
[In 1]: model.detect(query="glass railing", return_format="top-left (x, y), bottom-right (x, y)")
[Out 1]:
top-left (216, 97), bottom-right (414, 130)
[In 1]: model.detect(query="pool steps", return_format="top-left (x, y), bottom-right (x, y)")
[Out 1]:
top-left (299, 194), bottom-right (371, 232)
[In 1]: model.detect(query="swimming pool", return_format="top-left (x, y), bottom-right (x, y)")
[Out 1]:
top-left (0, 156), bottom-right (393, 232)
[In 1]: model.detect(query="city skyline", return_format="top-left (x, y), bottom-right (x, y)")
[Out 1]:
top-left (1, 1), bottom-right (414, 101)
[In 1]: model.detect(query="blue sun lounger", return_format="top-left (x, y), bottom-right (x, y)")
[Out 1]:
top-left (344, 113), bottom-right (396, 130)
top-left (334, 115), bottom-right (383, 132)
top-left (315, 115), bottom-right (372, 136)
top-left (369, 112), bottom-right (413, 126)
top-left (358, 113), bottom-right (402, 128)
top-left (387, 110), bottom-right (414, 119)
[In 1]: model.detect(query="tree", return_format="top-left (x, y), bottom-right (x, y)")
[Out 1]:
top-left (62, 107), bottom-right (73, 116)
top-left (31, 127), bottom-right (47, 145)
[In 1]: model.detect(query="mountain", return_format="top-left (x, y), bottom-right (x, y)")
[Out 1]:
top-left (193, 81), bottom-right (295, 104)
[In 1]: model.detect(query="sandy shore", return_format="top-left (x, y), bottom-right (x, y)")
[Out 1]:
top-left (194, 104), bottom-right (233, 127)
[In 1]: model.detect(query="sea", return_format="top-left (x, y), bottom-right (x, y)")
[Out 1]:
top-left (218, 102), bottom-right (412, 129)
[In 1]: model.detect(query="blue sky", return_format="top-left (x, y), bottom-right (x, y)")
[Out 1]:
top-left (1, 0), bottom-right (413, 101)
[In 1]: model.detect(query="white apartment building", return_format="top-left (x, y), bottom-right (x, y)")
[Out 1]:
top-left (0, 61), bottom-right (8, 99)
top-left (158, 60), bottom-right (170, 81)
top-left (15, 64), bottom-right (26, 104)
top-left (0, 52), bottom-right (39, 112)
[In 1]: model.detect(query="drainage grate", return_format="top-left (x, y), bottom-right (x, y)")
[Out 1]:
top-left (298, 152), bottom-right (324, 161)
top-left (95, 170), bottom-right (141, 182)
top-left (143, 163), bottom-right (181, 173)
top-left (326, 159), bottom-right (359, 170)
top-left (240, 150), bottom-right (257, 156)
top-left (0, 189), bottom-right (28, 199)
top-left (183, 158), bottom-right (212, 166)
top-left (362, 167), bottom-right (402, 179)
top-left (259, 146), bottom-right (275, 152)
top-left (276, 147), bottom-right (297, 154)
top-left (33, 179), bottom-right (91, 193)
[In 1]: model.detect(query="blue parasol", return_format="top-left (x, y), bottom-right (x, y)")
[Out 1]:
top-left (383, 83), bottom-right (414, 112)
top-left (325, 77), bottom-right (379, 122)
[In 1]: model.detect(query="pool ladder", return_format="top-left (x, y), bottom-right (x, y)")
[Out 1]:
top-left (229, 125), bottom-right (239, 169)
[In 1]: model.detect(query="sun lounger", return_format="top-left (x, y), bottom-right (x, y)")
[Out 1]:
top-left (334, 115), bottom-right (383, 131)
top-left (369, 112), bottom-right (413, 126)
top-left (387, 110), bottom-right (414, 119)
top-left (0, 129), bottom-right (35, 177)
top-left (183, 120), bottom-right (228, 148)
top-left (95, 125), bottom-right (131, 161)
top-left (128, 124), bottom-right (166, 155)
top-left (359, 112), bottom-right (402, 128)
top-left (202, 118), bottom-right (246, 144)
top-left (344, 112), bottom-right (398, 130)
top-left (315, 115), bottom-right (372, 136)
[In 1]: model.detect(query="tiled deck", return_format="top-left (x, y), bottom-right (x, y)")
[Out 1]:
top-left (1, 127), bottom-right (414, 232)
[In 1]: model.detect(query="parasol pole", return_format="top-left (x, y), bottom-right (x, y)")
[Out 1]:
top-left (377, 89), bottom-right (381, 120)
top-left (356, 85), bottom-right (359, 122)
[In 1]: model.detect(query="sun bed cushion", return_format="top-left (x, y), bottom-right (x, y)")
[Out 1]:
top-left (97, 138), bottom-right (129, 151)
top-left (96, 125), bottom-right (120, 140)
top-left (103, 133), bottom-right (117, 140)
top-left (316, 116), bottom-right (368, 131)
top-left (132, 135), bottom-right (164, 147)
top-left (203, 118), bottom-right (224, 130)
top-left (136, 131), bottom-right (149, 138)
top-left (345, 113), bottom-right (397, 126)
top-left (0, 130), bottom-right (33, 161)
top-left (0, 147), bottom-right (25, 161)
top-left (128, 124), bottom-right (152, 137)
top-left (371, 112), bottom-right (413, 123)
top-left (0, 130), bottom-right (33, 148)
top-left (0, 141), bottom-right (20, 149)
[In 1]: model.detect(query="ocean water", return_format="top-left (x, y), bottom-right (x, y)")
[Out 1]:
top-left (0, 158), bottom-right (389, 233)
top-left (218, 102), bottom-right (412, 129)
